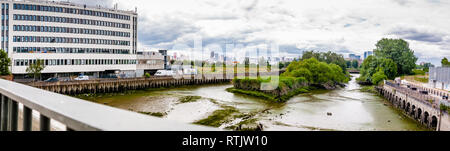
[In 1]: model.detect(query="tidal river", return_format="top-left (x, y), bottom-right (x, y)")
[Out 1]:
top-left (78, 74), bottom-right (428, 131)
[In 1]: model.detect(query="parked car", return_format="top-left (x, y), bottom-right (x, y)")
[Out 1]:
top-left (154, 70), bottom-right (175, 76)
top-left (419, 91), bottom-right (429, 95)
top-left (44, 77), bottom-right (59, 82)
top-left (74, 75), bottom-right (89, 81)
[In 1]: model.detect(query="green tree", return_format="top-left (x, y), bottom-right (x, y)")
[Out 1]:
top-left (0, 49), bottom-right (11, 75)
top-left (301, 51), bottom-right (347, 73)
top-left (351, 60), bottom-right (359, 69)
top-left (358, 55), bottom-right (378, 83)
top-left (374, 38), bottom-right (418, 75)
top-left (346, 60), bottom-right (351, 68)
top-left (282, 58), bottom-right (349, 84)
top-left (442, 57), bottom-right (450, 67)
top-left (379, 58), bottom-right (397, 79)
top-left (144, 73), bottom-right (151, 78)
top-left (26, 59), bottom-right (45, 81)
top-left (371, 69), bottom-right (387, 85)
top-left (211, 63), bottom-right (216, 72)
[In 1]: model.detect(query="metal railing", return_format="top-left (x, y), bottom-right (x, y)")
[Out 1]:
top-left (385, 81), bottom-right (439, 109)
top-left (0, 79), bottom-right (218, 131)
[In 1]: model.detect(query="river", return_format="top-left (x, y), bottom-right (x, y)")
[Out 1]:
top-left (77, 74), bottom-right (428, 131)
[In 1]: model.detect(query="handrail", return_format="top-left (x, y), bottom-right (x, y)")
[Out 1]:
top-left (0, 79), bottom-right (218, 131)
top-left (385, 81), bottom-right (440, 109)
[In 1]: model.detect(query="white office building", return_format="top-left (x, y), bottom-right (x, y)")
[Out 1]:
top-left (1, 0), bottom-right (138, 78)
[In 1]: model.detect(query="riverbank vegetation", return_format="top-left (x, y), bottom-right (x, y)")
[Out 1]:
top-left (357, 38), bottom-right (418, 85)
top-left (178, 96), bottom-right (202, 103)
top-left (0, 49), bottom-right (11, 76)
top-left (194, 106), bottom-right (239, 127)
top-left (228, 56), bottom-right (350, 102)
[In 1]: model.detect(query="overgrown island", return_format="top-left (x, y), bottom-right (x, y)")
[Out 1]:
top-left (227, 51), bottom-right (351, 102)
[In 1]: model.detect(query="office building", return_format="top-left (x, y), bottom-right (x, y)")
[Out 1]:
top-left (1, 0), bottom-right (138, 78)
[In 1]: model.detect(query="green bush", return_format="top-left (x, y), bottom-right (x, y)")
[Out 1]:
top-left (371, 69), bottom-right (387, 85)
top-left (144, 73), bottom-right (151, 78)
top-left (412, 69), bottom-right (426, 75)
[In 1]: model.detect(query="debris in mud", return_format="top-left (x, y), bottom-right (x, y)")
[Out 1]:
top-left (138, 111), bottom-right (167, 117)
top-left (179, 96), bottom-right (202, 103)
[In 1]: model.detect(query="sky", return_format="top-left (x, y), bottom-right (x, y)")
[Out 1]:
top-left (66, 0), bottom-right (450, 66)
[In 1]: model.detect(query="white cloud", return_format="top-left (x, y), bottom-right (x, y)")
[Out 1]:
top-left (63, 0), bottom-right (450, 65)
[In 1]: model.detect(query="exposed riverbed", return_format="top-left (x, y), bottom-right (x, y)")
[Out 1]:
top-left (77, 74), bottom-right (428, 131)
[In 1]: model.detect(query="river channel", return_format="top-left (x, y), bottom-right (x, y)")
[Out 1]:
top-left (78, 74), bottom-right (428, 131)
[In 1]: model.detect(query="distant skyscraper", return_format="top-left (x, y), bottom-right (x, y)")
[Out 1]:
top-left (349, 54), bottom-right (361, 60)
top-left (364, 51), bottom-right (373, 59)
top-left (210, 51), bottom-right (215, 59)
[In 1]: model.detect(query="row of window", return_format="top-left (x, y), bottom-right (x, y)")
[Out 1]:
top-left (13, 47), bottom-right (130, 54)
top-left (13, 25), bottom-right (130, 37)
top-left (13, 36), bottom-right (130, 46)
top-left (14, 14), bottom-right (130, 29)
top-left (1, 3), bottom-right (9, 10)
top-left (15, 59), bottom-right (137, 67)
top-left (13, 3), bottom-right (131, 20)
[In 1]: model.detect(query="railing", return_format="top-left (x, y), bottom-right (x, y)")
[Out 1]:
top-left (385, 81), bottom-right (439, 109)
top-left (0, 79), bottom-right (218, 131)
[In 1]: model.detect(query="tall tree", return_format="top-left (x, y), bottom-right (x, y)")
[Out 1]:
top-left (301, 51), bottom-right (347, 73)
top-left (0, 49), bottom-right (11, 75)
top-left (26, 59), bottom-right (45, 81)
top-left (374, 38), bottom-right (418, 75)
top-left (379, 58), bottom-right (397, 80)
top-left (351, 60), bottom-right (359, 69)
top-left (442, 57), bottom-right (450, 67)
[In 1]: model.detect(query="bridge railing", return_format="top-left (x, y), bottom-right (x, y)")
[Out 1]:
top-left (385, 81), bottom-right (439, 109)
top-left (0, 79), bottom-right (218, 131)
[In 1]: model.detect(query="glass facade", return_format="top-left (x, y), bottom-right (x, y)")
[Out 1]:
top-left (13, 3), bottom-right (131, 20)
top-left (14, 59), bottom-right (137, 66)
top-left (13, 36), bottom-right (130, 46)
top-left (13, 47), bottom-right (130, 54)
top-left (13, 14), bottom-right (130, 29)
top-left (13, 25), bottom-right (130, 37)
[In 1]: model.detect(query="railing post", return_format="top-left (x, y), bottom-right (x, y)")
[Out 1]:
top-left (9, 99), bottom-right (18, 131)
top-left (23, 106), bottom-right (32, 131)
top-left (40, 115), bottom-right (50, 131)
top-left (1, 95), bottom-right (9, 131)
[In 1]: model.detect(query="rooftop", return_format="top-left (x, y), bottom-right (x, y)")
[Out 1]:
top-left (4, 0), bottom-right (137, 15)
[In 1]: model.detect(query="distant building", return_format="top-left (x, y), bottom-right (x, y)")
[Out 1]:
top-left (364, 51), bottom-right (373, 59)
top-left (210, 51), bottom-right (215, 59)
top-left (136, 51), bottom-right (165, 76)
top-left (6, 0), bottom-right (138, 78)
top-left (158, 50), bottom-right (168, 69)
top-left (429, 67), bottom-right (450, 91)
top-left (349, 54), bottom-right (361, 60)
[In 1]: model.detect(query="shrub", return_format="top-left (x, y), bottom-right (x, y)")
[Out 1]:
top-left (412, 69), bottom-right (426, 75)
top-left (144, 73), bottom-right (151, 78)
top-left (371, 69), bottom-right (387, 85)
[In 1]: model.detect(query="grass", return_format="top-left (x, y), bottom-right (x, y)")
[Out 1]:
top-left (226, 86), bottom-right (311, 102)
top-left (194, 106), bottom-right (239, 127)
top-left (178, 96), bottom-right (202, 103)
top-left (226, 87), bottom-right (279, 102)
top-left (414, 77), bottom-right (429, 83)
top-left (360, 85), bottom-right (376, 93)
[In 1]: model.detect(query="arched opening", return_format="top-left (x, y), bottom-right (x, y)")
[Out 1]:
top-left (411, 105), bottom-right (416, 117)
top-left (424, 112), bottom-right (429, 124)
top-left (402, 100), bottom-right (406, 109)
top-left (417, 108), bottom-right (422, 120)
top-left (431, 116), bottom-right (438, 128)
top-left (406, 102), bottom-right (410, 113)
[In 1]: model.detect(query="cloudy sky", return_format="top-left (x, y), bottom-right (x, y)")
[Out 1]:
top-left (67, 0), bottom-right (450, 65)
